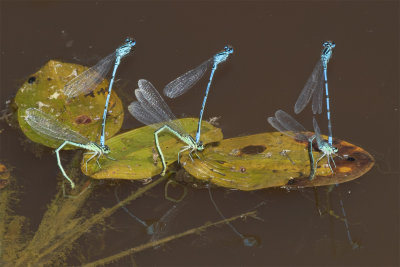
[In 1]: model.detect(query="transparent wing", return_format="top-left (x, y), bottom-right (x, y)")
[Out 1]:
top-left (268, 117), bottom-right (292, 136)
top-left (294, 60), bottom-right (323, 114)
top-left (63, 52), bottom-right (116, 98)
top-left (128, 101), bottom-right (160, 126)
top-left (276, 110), bottom-right (307, 132)
top-left (25, 108), bottom-right (90, 144)
top-left (138, 79), bottom-right (177, 122)
top-left (129, 79), bottom-right (186, 133)
top-left (312, 74), bottom-right (324, 114)
top-left (268, 110), bottom-right (308, 141)
top-left (312, 117), bottom-right (324, 147)
top-left (163, 58), bottom-right (213, 98)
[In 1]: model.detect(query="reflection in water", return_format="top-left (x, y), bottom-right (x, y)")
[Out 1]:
top-left (207, 185), bottom-right (258, 247)
top-left (114, 182), bottom-right (184, 248)
top-left (114, 185), bottom-right (148, 228)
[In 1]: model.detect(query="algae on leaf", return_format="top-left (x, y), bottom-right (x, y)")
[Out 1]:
top-left (15, 60), bottom-right (124, 149)
top-left (82, 118), bottom-right (223, 180)
top-left (181, 132), bottom-right (375, 190)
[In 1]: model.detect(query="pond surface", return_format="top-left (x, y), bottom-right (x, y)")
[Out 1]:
top-left (0, 1), bottom-right (398, 266)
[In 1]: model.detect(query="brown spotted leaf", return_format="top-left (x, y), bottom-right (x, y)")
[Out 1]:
top-left (16, 60), bottom-right (123, 149)
top-left (181, 132), bottom-right (375, 190)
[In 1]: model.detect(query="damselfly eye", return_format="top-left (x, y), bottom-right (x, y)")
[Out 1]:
top-left (197, 141), bottom-right (205, 150)
top-left (225, 45), bottom-right (233, 53)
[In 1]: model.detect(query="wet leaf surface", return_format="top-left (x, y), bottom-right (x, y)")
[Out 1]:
top-left (16, 60), bottom-right (124, 149)
top-left (181, 132), bottom-right (375, 190)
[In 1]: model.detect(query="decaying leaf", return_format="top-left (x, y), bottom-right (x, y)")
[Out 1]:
top-left (181, 132), bottom-right (375, 190)
top-left (16, 60), bottom-right (124, 149)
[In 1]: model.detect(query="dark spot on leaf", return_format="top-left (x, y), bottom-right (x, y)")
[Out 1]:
top-left (216, 160), bottom-right (226, 164)
top-left (240, 167), bottom-right (246, 173)
top-left (272, 169), bottom-right (278, 173)
top-left (28, 76), bottom-right (36, 84)
top-left (240, 145), bottom-right (266, 155)
top-left (75, 115), bottom-right (92, 124)
top-left (97, 88), bottom-right (106, 95)
top-left (84, 91), bottom-right (95, 98)
top-left (208, 141), bottom-right (220, 147)
top-left (47, 77), bottom-right (52, 81)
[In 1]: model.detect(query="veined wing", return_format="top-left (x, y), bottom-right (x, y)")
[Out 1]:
top-left (311, 70), bottom-right (324, 114)
top-left (25, 108), bottom-right (90, 145)
top-left (129, 79), bottom-right (186, 134)
top-left (312, 117), bottom-right (324, 148)
top-left (63, 52), bottom-right (116, 98)
top-left (163, 58), bottom-right (213, 98)
top-left (128, 101), bottom-right (160, 126)
top-left (268, 109), bottom-right (308, 141)
top-left (294, 60), bottom-right (324, 114)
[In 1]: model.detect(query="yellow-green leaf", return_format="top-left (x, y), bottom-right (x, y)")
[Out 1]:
top-left (181, 132), bottom-right (375, 190)
top-left (16, 60), bottom-right (123, 149)
top-left (82, 118), bottom-right (223, 179)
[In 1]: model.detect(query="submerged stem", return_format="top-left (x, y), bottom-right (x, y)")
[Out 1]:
top-left (15, 173), bottom-right (167, 267)
top-left (83, 211), bottom-right (257, 267)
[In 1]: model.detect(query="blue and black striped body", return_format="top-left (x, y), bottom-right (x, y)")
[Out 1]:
top-left (321, 41), bottom-right (335, 146)
top-left (100, 38), bottom-right (136, 147)
top-left (195, 45), bottom-right (234, 144)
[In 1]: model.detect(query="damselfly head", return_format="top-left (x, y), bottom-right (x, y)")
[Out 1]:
top-left (103, 145), bottom-right (111, 154)
top-left (214, 45), bottom-right (234, 63)
top-left (321, 142), bottom-right (338, 155)
top-left (224, 45), bottom-right (234, 54)
top-left (117, 38), bottom-right (135, 57)
top-left (323, 41), bottom-right (335, 48)
top-left (197, 141), bottom-right (205, 151)
top-left (125, 37), bottom-right (136, 47)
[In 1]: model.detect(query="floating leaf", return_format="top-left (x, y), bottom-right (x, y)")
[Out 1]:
top-left (82, 118), bottom-right (223, 179)
top-left (16, 60), bottom-right (123, 149)
top-left (181, 132), bottom-right (375, 191)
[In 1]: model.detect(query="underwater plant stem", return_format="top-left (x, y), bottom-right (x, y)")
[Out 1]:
top-left (20, 176), bottom-right (168, 266)
top-left (83, 211), bottom-right (257, 267)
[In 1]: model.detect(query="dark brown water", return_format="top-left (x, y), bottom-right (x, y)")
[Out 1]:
top-left (1, 1), bottom-right (398, 266)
